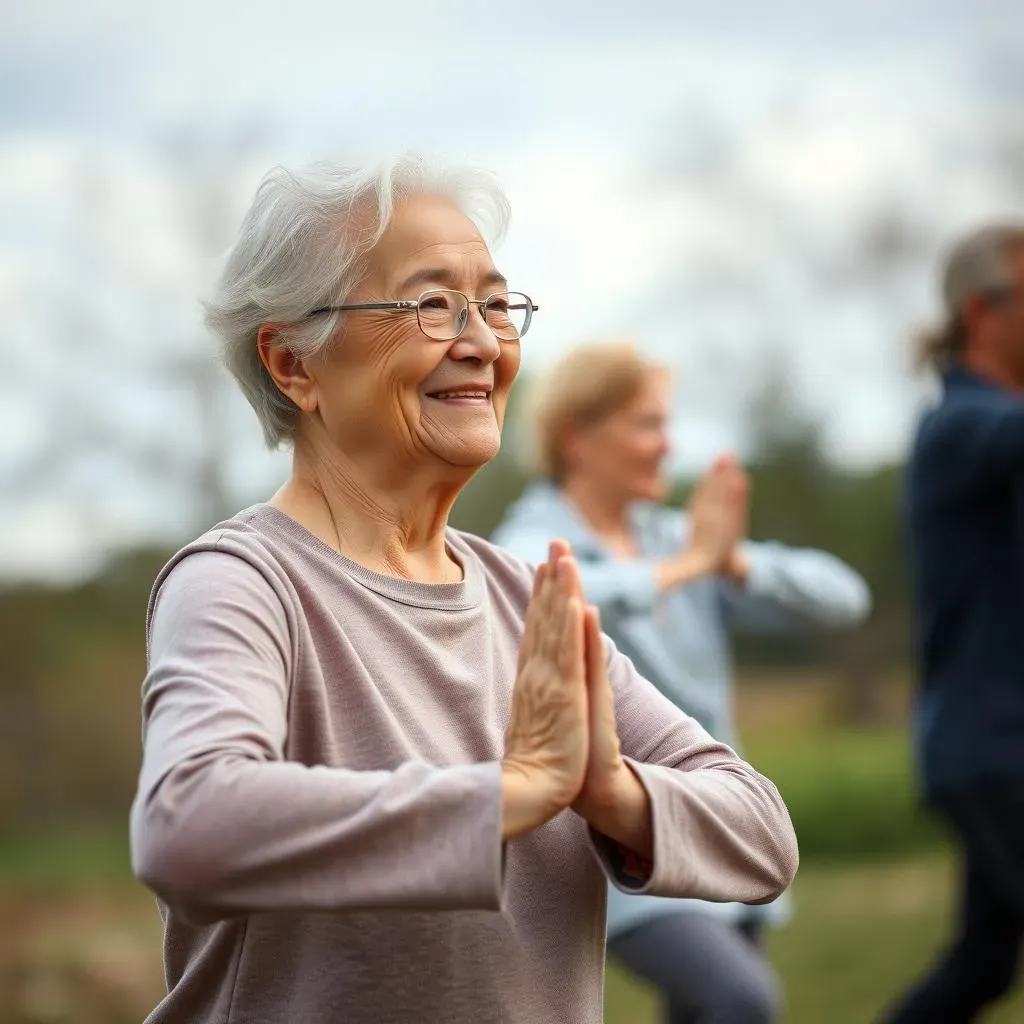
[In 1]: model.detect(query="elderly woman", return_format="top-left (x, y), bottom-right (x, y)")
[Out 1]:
top-left (493, 342), bottom-right (870, 1024)
top-left (129, 158), bottom-right (798, 1024)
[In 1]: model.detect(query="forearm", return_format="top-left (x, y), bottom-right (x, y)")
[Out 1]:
top-left (131, 753), bottom-right (505, 922)
top-left (500, 763), bottom-right (565, 839)
top-left (581, 764), bottom-right (653, 859)
top-left (588, 756), bottom-right (798, 904)
top-left (605, 642), bottom-right (799, 902)
top-left (655, 548), bottom-right (715, 595)
top-left (724, 543), bottom-right (871, 629)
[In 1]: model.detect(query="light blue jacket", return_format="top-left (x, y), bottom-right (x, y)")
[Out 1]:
top-left (491, 481), bottom-right (871, 936)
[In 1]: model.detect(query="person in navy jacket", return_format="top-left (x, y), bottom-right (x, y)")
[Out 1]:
top-left (883, 224), bottom-right (1024, 1024)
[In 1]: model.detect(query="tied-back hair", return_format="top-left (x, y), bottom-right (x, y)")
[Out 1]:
top-left (531, 341), bottom-right (667, 481)
top-left (916, 223), bottom-right (1024, 372)
top-left (203, 155), bottom-right (511, 448)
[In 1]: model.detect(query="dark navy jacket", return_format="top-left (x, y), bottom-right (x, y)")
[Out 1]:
top-left (906, 368), bottom-right (1024, 796)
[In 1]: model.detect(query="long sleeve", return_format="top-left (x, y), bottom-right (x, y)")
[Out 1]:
top-left (718, 541), bottom-right (871, 633)
top-left (590, 636), bottom-right (799, 904)
top-left (130, 550), bottom-right (504, 925)
top-left (493, 522), bottom-right (660, 615)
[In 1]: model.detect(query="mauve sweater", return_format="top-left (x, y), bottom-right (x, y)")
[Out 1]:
top-left (130, 504), bottom-right (797, 1024)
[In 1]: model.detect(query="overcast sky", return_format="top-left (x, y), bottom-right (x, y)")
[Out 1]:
top-left (2, 0), bottom-right (1023, 581)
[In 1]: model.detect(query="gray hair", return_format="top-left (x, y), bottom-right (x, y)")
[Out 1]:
top-left (203, 155), bottom-right (512, 447)
top-left (916, 223), bottom-right (1024, 371)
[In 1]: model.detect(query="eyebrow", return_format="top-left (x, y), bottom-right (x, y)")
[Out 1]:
top-left (397, 267), bottom-right (508, 294)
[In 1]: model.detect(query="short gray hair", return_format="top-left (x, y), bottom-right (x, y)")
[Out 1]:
top-left (204, 155), bottom-right (511, 447)
top-left (916, 223), bottom-right (1024, 371)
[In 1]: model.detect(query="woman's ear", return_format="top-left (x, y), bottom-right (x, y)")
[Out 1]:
top-left (257, 324), bottom-right (318, 414)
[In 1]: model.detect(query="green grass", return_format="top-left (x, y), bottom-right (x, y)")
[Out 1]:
top-left (3, 833), bottom-right (1024, 1023)
top-left (4, 727), bottom-right (1018, 1023)
top-left (745, 728), bottom-right (945, 862)
top-left (0, 824), bottom-right (132, 889)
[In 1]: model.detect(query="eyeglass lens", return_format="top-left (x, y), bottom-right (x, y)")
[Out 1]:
top-left (416, 290), bottom-right (530, 341)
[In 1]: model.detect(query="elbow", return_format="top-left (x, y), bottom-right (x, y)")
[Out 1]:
top-left (131, 806), bottom-right (225, 911)
top-left (749, 785), bottom-right (800, 903)
top-left (130, 768), bottom-right (237, 917)
top-left (845, 577), bottom-right (873, 626)
top-left (821, 576), bottom-right (873, 629)
top-left (766, 816), bottom-right (800, 899)
top-left (132, 819), bottom-right (213, 903)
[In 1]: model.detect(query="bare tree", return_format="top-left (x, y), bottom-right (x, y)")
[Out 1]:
top-left (2, 122), bottom-right (271, 576)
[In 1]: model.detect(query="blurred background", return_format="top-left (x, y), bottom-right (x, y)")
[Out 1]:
top-left (3, 1), bottom-right (1024, 1021)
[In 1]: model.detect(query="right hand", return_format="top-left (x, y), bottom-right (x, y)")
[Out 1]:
top-left (502, 540), bottom-right (590, 838)
top-left (683, 453), bottom-right (749, 574)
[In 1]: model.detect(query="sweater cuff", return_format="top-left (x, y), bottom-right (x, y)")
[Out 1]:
top-left (450, 761), bottom-right (508, 911)
top-left (737, 543), bottom-right (778, 599)
top-left (587, 758), bottom-right (691, 897)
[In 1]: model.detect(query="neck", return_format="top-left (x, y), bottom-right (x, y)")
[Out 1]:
top-left (560, 474), bottom-right (633, 538)
top-left (962, 351), bottom-right (1024, 394)
top-left (272, 437), bottom-right (472, 583)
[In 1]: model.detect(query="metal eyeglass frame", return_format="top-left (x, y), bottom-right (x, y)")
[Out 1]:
top-left (304, 289), bottom-right (539, 341)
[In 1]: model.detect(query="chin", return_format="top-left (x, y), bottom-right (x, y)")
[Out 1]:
top-left (437, 433), bottom-right (502, 469)
top-left (637, 477), bottom-right (668, 502)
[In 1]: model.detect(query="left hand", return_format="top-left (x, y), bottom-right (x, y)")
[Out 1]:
top-left (712, 455), bottom-right (751, 586)
top-left (571, 603), bottom-right (653, 859)
top-left (571, 605), bottom-right (626, 813)
top-left (545, 538), bottom-right (652, 857)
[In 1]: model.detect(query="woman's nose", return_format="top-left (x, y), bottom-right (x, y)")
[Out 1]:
top-left (448, 307), bottom-right (502, 362)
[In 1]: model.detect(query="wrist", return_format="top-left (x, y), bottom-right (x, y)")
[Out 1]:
top-left (500, 762), bottom-right (566, 840)
top-left (722, 546), bottom-right (750, 586)
top-left (578, 764), bottom-right (653, 859)
top-left (659, 548), bottom-right (715, 592)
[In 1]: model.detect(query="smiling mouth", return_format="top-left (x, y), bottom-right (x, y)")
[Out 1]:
top-left (426, 389), bottom-right (493, 403)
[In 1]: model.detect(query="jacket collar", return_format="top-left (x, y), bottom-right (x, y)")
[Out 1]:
top-left (943, 366), bottom-right (1008, 396)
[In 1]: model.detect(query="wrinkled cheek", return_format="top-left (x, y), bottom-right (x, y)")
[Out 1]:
top-left (491, 395), bottom-right (510, 429)
top-left (501, 347), bottom-right (522, 385)
top-left (394, 394), bottom-right (430, 454)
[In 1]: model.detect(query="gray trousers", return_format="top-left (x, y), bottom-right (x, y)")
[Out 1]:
top-left (608, 912), bottom-right (781, 1024)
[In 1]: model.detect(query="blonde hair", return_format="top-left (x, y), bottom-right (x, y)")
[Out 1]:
top-left (916, 223), bottom-right (1024, 371)
top-left (531, 341), bottom-right (667, 480)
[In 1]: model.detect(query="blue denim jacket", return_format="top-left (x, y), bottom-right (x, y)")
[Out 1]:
top-left (492, 482), bottom-right (870, 936)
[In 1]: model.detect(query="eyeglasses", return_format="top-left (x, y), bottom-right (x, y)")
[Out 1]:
top-left (983, 285), bottom-right (1024, 308)
top-left (305, 289), bottom-right (538, 342)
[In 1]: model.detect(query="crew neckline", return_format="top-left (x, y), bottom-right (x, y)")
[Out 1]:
top-left (240, 503), bottom-right (484, 611)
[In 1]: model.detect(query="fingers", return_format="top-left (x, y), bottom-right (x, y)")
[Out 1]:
top-left (550, 557), bottom-right (584, 682)
top-left (583, 603), bottom-right (620, 757)
top-left (583, 605), bottom-right (605, 689)
top-left (520, 550), bottom-right (558, 671)
top-left (557, 590), bottom-right (585, 684)
top-left (519, 540), bottom-right (585, 680)
top-left (531, 559), bottom-right (547, 599)
top-left (549, 538), bottom-right (572, 563)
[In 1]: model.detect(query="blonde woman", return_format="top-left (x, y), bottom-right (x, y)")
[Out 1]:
top-left (494, 342), bottom-right (869, 1024)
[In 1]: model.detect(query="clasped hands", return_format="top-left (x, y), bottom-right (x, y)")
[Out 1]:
top-left (676, 452), bottom-right (752, 585)
top-left (501, 540), bottom-right (653, 861)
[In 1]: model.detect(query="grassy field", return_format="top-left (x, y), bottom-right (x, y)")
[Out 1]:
top-left (4, 839), bottom-right (1024, 1023)
top-left (4, 710), bottom-right (1023, 1022)
top-left (607, 853), bottom-right (1024, 1024)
